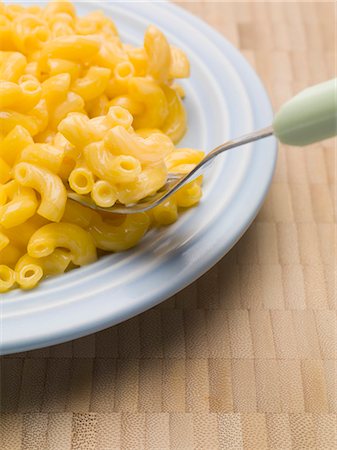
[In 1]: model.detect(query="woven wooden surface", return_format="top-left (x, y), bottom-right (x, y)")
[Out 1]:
top-left (1, 2), bottom-right (336, 449)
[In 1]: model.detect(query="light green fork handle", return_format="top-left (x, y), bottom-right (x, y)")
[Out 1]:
top-left (273, 78), bottom-right (337, 146)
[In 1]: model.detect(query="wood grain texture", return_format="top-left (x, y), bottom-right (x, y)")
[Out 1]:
top-left (0, 1), bottom-right (336, 449)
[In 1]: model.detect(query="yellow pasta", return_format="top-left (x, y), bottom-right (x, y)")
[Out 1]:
top-left (0, 185), bottom-right (38, 228)
top-left (0, 80), bottom-right (22, 108)
top-left (128, 77), bottom-right (169, 129)
top-left (125, 46), bottom-right (148, 77)
top-left (69, 160), bottom-right (95, 195)
top-left (91, 180), bottom-right (117, 208)
top-left (0, 108), bottom-right (40, 136)
top-left (175, 177), bottom-right (203, 208)
top-left (104, 125), bottom-right (174, 164)
top-left (36, 249), bottom-right (72, 275)
top-left (43, 0), bottom-right (75, 18)
top-left (89, 213), bottom-right (150, 252)
top-left (15, 255), bottom-right (43, 290)
top-left (0, 157), bottom-right (11, 183)
top-left (41, 35), bottom-right (100, 61)
top-left (152, 197), bottom-right (178, 226)
top-left (0, 243), bottom-right (22, 267)
top-left (169, 46), bottom-right (190, 79)
top-left (41, 73), bottom-right (71, 109)
top-left (0, 14), bottom-right (15, 51)
top-left (72, 66), bottom-right (111, 101)
top-left (16, 78), bottom-right (42, 112)
top-left (61, 199), bottom-right (98, 229)
top-left (14, 162), bottom-right (67, 222)
top-left (161, 84), bottom-right (187, 144)
top-left (144, 25), bottom-right (171, 83)
top-left (0, 264), bottom-right (16, 292)
top-left (0, 231), bottom-right (10, 251)
top-left (18, 143), bottom-right (64, 173)
top-left (0, 125), bottom-right (34, 165)
top-left (85, 93), bottom-right (110, 118)
top-left (49, 90), bottom-right (84, 129)
top-left (12, 14), bottom-right (50, 54)
top-left (165, 148), bottom-right (205, 173)
top-left (108, 95), bottom-right (144, 116)
top-left (0, 180), bottom-right (19, 205)
top-left (0, 0), bottom-right (205, 292)
top-left (0, 51), bottom-right (27, 81)
top-left (57, 112), bottom-right (100, 149)
top-left (92, 38), bottom-right (127, 71)
top-left (1, 215), bottom-right (48, 250)
top-left (116, 164), bottom-right (168, 205)
top-left (24, 61), bottom-right (40, 79)
top-left (15, 249), bottom-right (72, 290)
top-left (28, 222), bottom-right (97, 265)
top-left (46, 58), bottom-right (80, 81)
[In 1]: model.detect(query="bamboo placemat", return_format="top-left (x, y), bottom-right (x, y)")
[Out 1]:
top-left (1, 2), bottom-right (336, 449)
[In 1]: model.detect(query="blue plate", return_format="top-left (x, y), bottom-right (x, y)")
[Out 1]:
top-left (0, 1), bottom-right (277, 354)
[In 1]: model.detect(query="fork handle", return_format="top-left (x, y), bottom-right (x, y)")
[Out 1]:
top-left (273, 78), bottom-right (337, 146)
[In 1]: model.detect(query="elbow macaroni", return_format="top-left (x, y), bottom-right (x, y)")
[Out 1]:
top-left (0, 1), bottom-right (205, 292)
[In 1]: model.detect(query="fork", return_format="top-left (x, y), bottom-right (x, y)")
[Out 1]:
top-left (67, 79), bottom-right (336, 214)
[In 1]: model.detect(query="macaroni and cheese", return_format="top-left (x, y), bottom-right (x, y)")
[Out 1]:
top-left (0, 0), bottom-right (204, 292)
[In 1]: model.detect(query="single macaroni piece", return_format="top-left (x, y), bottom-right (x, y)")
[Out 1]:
top-left (41, 35), bottom-right (101, 61)
top-left (28, 222), bottom-right (97, 265)
top-left (89, 213), bottom-right (150, 252)
top-left (69, 160), bottom-right (95, 195)
top-left (169, 46), bottom-right (190, 79)
top-left (15, 255), bottom-right (44, 290)
top-left (14, 162), bottom-right (67, 222)
top-left (144, 25), bottom-right (171, 84)
top-left (91, 180), bottom-right (117, 208)
top-left (0, 0), bottom-right (205, 292)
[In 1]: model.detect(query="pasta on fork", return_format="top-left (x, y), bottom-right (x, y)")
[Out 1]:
top-left (0, 0), bottom-right (204, 292)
